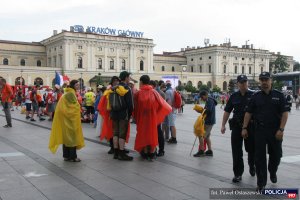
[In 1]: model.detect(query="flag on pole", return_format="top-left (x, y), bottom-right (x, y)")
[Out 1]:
top-left (55, 71), bottom-right (70, 86)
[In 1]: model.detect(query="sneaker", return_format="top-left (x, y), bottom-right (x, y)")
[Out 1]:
top-left (157, 151), bottom-right (165, 157)
top-left (3, 124), bottom-right (12, 128)
top-left (232, 176), bottom-right (242, 183)
top-left (270, 173), bottom-right (277, 183)
top-left (167, 137), bottom-right (177, 144)
top-left (205, 150), bottom-right (213, 156)
top-left (26, 116), bottom-right (31, 119)
top-left (30, 118), bottom-right (36, 122)
top-left (118, 150), bottom-right (133, 161)
top-left (113, 149), bottom-right (119, 159)
top-left (39, 118), bottom-right (46, 121)
top-left (193, 150), bottom-right (205, 157)
top-left (124, 149), bottom-right (130, 154)
top-left (249, 166), bottom-right (256, 177)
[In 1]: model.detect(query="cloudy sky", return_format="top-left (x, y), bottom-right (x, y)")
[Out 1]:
top-left (1, 0), bottom-right (299, 61)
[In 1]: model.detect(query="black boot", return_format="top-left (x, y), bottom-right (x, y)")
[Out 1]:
top-left (118, 150), bottom-right (133, 161)
top-left (107, 147), bottom-right (114, 154)
top-left (113, 149), bottom-right (119, 159)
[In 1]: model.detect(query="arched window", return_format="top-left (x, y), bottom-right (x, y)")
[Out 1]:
top-left (199, 65), bottom-right (202, 73)
top-left (207, 81), bottom-right (212, 89)
top-left (121, 59), bottom-right (126, 70)
top-left (172, 66), bottom-right (175, 72)
top-left (20, 59), bottom-right (25, 66)
top-left (98, 58), bottom-right (102, 69)
top-left (223, 65), bottom-right (226, 73)
top-left (3, 58), bottom-right (8, 65)
top-left (249, 66), bottom-right (252, 74)
top-left (15, 77), bottom-right (25, 86)
top-left (110, 58), bottom-right (114, 69)
top-left (191, 66), bottom-right (194, 72)
top-left (235, 66), bottom-right (238, 74)
top-left (162, 66), bottom-right (165, 71)
top-left (261, 66), bottom-right (263, 73)
top-left (208, 65), bottom-right (212, 73)
top-left (37, 60), bottom-right (41, 67)
top-left (34, 77), bottom-right (43, 86)
top-left (78, 57), bottom-right (82, 68)
top-left (187, 81), bottom-right (193, 86)
top-left (242, 66), bottom-right (245, 74)
top-left (140, 60), bottom-right (144, 71)
top-left (197, 81), bottom-right (202, 89)
top-left (223, 81), bottom-right (227, 91)
top-left (178, 80), bottom-right (182, 86)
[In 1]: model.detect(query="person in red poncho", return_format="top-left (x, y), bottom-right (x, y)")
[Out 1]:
top-left (134, 75), bottom-right (172, 161)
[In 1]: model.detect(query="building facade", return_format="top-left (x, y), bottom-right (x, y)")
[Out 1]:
top-left (0, 28), bottom-right (294, 91)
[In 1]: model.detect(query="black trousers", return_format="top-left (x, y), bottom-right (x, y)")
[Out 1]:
top-left (255, 126), bottom-right (282, 187)
top-left (231, 126), bottom-right (255, 177)
top-left (157, 123), bottom-right (164, 153)
top-left (63, 145), bottom-right (77, 159)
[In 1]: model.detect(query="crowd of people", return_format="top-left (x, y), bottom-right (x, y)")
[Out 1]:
top-left (0, 70), bottom-right (295, 192)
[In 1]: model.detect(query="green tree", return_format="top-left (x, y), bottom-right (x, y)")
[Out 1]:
top-left (212, 85), bottom-right (221, 93)
top-left (272, 80), bottom-right (284, 91)
top-left (184, 84), bottom-right (197, 93)
top-left (293, 62), bottom-right (300, 71)
top-left (270, 55), bottom-right (289, 73)
top-left (198, 84), bottom-right (210, 92)
top-left (176, 85), bottom-right (185, 91)
top-left (228, 79), bottom-right (236, 94)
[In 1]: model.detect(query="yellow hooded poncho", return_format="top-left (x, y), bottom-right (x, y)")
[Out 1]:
top-left (48, 88), bottom-right (85, 153)
top-left (193, 104), bottom-right (207, 137)
top-left (105, 85), bottom-right (128, 110)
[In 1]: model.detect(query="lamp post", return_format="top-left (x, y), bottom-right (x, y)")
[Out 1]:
top-left (20, 69), bottom-right (23, 87)
top-left (80, 72), bottom-right (83, 94)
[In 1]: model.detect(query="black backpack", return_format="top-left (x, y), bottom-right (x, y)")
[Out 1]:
top-left (109, 90), bottom-right (126, 111)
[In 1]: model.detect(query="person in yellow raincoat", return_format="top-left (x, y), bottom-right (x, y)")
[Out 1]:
top-left (48, 80), bottom-right (85, 162)
top-left (193, 104), bottom-right (207, 157)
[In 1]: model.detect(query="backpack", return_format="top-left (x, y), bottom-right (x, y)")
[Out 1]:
top-left (173, 91), bottom-right (182, 109)
top-left (109, 90), bottom-right (126, 111)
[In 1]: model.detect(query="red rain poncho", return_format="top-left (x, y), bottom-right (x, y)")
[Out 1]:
top-left (134, 85), bottom-right (172, 152)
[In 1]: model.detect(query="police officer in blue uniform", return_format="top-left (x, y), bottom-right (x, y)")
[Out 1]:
top-left (221, 75), bottom-right (255, 183)
top-left (242, 72), bottom-right (289, 192)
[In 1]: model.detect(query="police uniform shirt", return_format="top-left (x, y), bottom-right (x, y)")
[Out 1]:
top-left (245, 90), bottom-right (290, 126)
top-left (224, 90), bottom-right (254, 120)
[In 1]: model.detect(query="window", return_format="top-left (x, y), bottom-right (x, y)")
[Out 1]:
top-left (48, 58), bottom-right (51, 66)
top-left (122, 49), bottom-right (126, 53)
top-left (110, 59), bottom-right (114, 69)
top-left (162, 66), bottom-right (165, 71)
top-left (191, 66), bottom-right (194, 72)
top-left (235, 66), bottom-right (238, 74)
top-left (110, 48), bottom-right (114, 52)
top-left (172, 66), bottom-right (175, 72)
top-left (78, 45), bottom-right (82, 49)
top-left (78, 57), bottom-right (83, 68)
top-left (140, 50), bottom-right (144, 54)
top-left (235, 57), bottom-right (238, 60)
top-left (249, 66), bottom-right (252, 74)
top-left (34, 77), bottom-right (43, 86)
top-left (98, 58), bottom-right (102, 69)
top-left (60, 46), bottom-right (62, 49)
top-left (54, 47), bottom-right (56, 51)
top-left (223, 65), bottom-right (226, 73)
top-left (209, 56), bottom-right (211, 59)
top-left (249, 58), bottom-right (252, 61)
top-left (242, 58), bottom-right (245, 60)
top-left (200, 65), bottom-right (202, 73)
top-left (191, 58), bottom-right (194, 61)
top-left (207, 81), bottom-right (212, 89)
top-left (261, 66), bottom-right (263, 73)
top-left (37, 60), bottom-right (41, 67)
top-left (223, 81), bottom-right (227, 91)
top-left (261, 58), bottom-right (264, 61)
top-left (98, 47), bottom-right (102, 51)
top-left (223, 56), bottom-right (226, 59)
top-left (242, 66), bottom-right (245, 74)
top-left (54, 56), bottom-right (57, 67)
top-left (197, 81), bottom-right (202, 89)
top-left (200, 57), bottom-right (202, 60)
top-left (121, 59), bottom-right (126, 70)
top-left (20, 59), bottom-right (25, 66)
top-left (140, 60), bottom-right (144, 71)
top-left (3, 58), bottom-right (8, 65)
top-left (208, 65), bottom-right (211, 73)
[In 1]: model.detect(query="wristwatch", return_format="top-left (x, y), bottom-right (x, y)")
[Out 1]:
top-left (278, 128), bottom-right (284, 132)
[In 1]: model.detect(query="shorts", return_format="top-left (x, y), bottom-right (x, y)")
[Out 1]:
top-left (163, 116), bottom-right (169, 125)
top-left (47, 104), bottom-right (55, 113)
top-left (113, 119), bottom-right (128, 139)
top-left (204, 124), bottom-right (213, 138)
top-left (167, 112), bottom-right (176, 127)
top-left (25, 103), bottom-right (32, 111)
top-left (32, 102), bottom-right (38, 111)
top-left (85, 106), bottom-right (95, 115)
